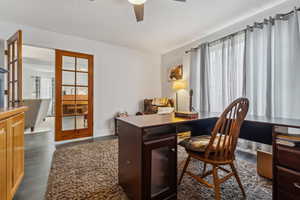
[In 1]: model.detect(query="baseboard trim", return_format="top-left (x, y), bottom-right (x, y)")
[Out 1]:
top-left (55, 136), bottom-right (94, 145)
top-left (93, 128), bottom-right (115, 138)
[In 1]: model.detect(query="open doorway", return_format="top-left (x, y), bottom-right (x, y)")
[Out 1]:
top-left (22, 45), bottom-right (94, 142)
top-left (22, 45), bottom-right (55, 135)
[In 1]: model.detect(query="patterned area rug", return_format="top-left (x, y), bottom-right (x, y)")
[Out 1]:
top-left (45, 139), bottom-right (272, 200)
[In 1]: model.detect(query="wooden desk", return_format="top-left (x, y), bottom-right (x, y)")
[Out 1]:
top-left (117, 113), bottom-right (300, 200)
top-left (273, 127), bottom-right (300, 200)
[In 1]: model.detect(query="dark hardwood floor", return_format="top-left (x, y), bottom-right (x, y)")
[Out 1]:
top-left (13, 132), bottom-right (116, 200)
top-left (13, 132), bottom-right (256, 200)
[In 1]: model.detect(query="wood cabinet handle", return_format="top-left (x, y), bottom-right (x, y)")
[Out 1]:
top-left (294, 182), bottom-right (300, 189)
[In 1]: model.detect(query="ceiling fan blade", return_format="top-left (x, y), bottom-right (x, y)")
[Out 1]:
top-left (173, 0), bottom-right (186, 2)
top-left (133, 4), bottom-right (144, 22)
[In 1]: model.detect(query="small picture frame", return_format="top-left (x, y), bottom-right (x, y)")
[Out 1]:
top-left (168, 65), bottom-right (183, 81)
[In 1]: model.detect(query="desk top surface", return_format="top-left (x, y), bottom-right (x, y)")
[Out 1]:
top-left (117, 112), bottom-right (300, 129)
top-left (117, 112), bottom-right (217, 128)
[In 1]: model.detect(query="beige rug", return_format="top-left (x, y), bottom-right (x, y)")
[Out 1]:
top-left (45, 139), bottom-right (272, 200)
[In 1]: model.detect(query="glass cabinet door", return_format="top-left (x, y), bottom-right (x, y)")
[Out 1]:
top-left (55, 50), bottom-right (93, 141)
top-left (144, 136), bottom-right (177, 200)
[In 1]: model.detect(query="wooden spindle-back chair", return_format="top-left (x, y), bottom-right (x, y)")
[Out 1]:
top-left (178, 97), bottom-right (249, 200)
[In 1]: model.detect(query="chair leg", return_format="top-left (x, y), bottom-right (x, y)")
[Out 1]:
top-left (178, 155), bottom-right (191, 185)
top-left (202, 163), bottom-right (207, 176)
top-left (212, 166), bottom-right (221, 200)
top-left (230, 162), bottom-right (246, 198)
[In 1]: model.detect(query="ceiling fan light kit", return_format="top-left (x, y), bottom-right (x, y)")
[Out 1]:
top-left (129, 0), bottom-right (186, 22)
top-left (128, 0), bottom-right (147, 5)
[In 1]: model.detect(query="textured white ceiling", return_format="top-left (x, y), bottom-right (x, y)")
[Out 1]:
top-left (0, 0), bottom-right (287, 53)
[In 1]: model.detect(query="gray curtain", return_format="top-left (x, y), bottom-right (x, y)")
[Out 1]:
top-left (199, 43), bottom-right (210, 112)
top-left (189, 8), bottom-right (300, 153)
top-left (189, 43), bottom-right (210, 112)
top-left (189, 48), bottom-right (200, 111)
top-left (190, 33), bottom-right (245, 113)
top-left (245, 9), bottom-right (300, 119)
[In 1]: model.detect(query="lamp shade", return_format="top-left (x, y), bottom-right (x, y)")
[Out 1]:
top-left (172, 80), bottom-right (187, 91)
top-left (128, 0), bottom-right (147, 5)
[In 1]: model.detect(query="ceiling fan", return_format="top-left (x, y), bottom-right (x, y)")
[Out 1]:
top-left (128, 0), bottom-right (186, 22)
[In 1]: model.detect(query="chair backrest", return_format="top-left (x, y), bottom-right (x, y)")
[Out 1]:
top-left (205, 98), bottom-right (249, 161)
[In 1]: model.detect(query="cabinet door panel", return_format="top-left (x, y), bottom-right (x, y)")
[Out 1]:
top-left (144, 136), bottom-right (177, 200)
top-left (7, 113), bottom-right (24, 198)
top-left (0, 120), bottom-right (7, 200)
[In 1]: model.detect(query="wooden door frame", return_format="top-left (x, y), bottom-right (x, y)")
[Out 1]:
top-left (55, 49), bottom-right (94, 141)
top-left (6, 30), bottom-right (23, 107)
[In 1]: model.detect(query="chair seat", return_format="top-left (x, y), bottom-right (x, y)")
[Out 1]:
top-left (179, 135), bottom-right (211, 152)
top-left (179, 134), bottom-right (229, 153)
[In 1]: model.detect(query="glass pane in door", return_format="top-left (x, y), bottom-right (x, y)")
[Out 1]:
top-left (77, 58), bottom-right (88, 72)
top-left (14, 85), bottom-right (18, 101)
top-left (14, 63), bottom-right (18, 80)
top-left (75, 101), bottom-right (88, 115)
top-left (62, 71), bottom-right (75, 85)
top-left (62, 86), bottom-right (76, 97)
top-left (63, 56), bottom-right (75, 70)
top-left (14, 41), bottom-right (18, 57)
top-left (62, 100), bottom-right (76, 116)
top-left (76, 72), bottom-right (88, 86)
top-left (76, 115), bottom-right (88, 129)
top-left (62, 116), bottom-right (76, 130)
top-left (151, 147), bottom-right (170, 197)
top-left (76, 87), bottom-right (88, 96)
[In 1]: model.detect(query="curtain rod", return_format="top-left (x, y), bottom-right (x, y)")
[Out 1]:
top-left (185, 6), bottom-right (300, 54)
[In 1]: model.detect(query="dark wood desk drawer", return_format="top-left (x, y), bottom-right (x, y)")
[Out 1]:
top-left (276, 145), bottom-right (300, 171)
top-left (276, 166), bottom-right (300, 197)
top-left (143, 126), bottom-right (177, 141)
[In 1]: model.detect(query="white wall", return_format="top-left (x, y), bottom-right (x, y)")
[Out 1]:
top-left (0, 20), bottom-right (162, 137)
top-left (161, 0), bottom-right (300, 111)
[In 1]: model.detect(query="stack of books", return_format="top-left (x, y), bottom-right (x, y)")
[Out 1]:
top-left (276, 134), bottom-right (300, 147)
top-left (175, 111), bottom-right (199, 119)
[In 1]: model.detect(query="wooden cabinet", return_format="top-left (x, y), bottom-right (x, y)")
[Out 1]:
top-left (143, 136), bottom-right (177, 200)
top-left (0, 120), bottom-right (7, 200)
top-left (7, 113), bottom-right (25, 199)
top-left (0, 107), bottom-right (26, 200)
top-left (273, 126), bottom-right (300, 200)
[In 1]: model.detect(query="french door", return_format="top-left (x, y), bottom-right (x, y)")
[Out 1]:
top-left (55, 50), bottom-right (93, 141)
top-left (6, 30), bottom-right (23, 107)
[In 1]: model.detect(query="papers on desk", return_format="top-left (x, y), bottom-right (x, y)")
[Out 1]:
top-left (157, 107), bottom-right (174, 115)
